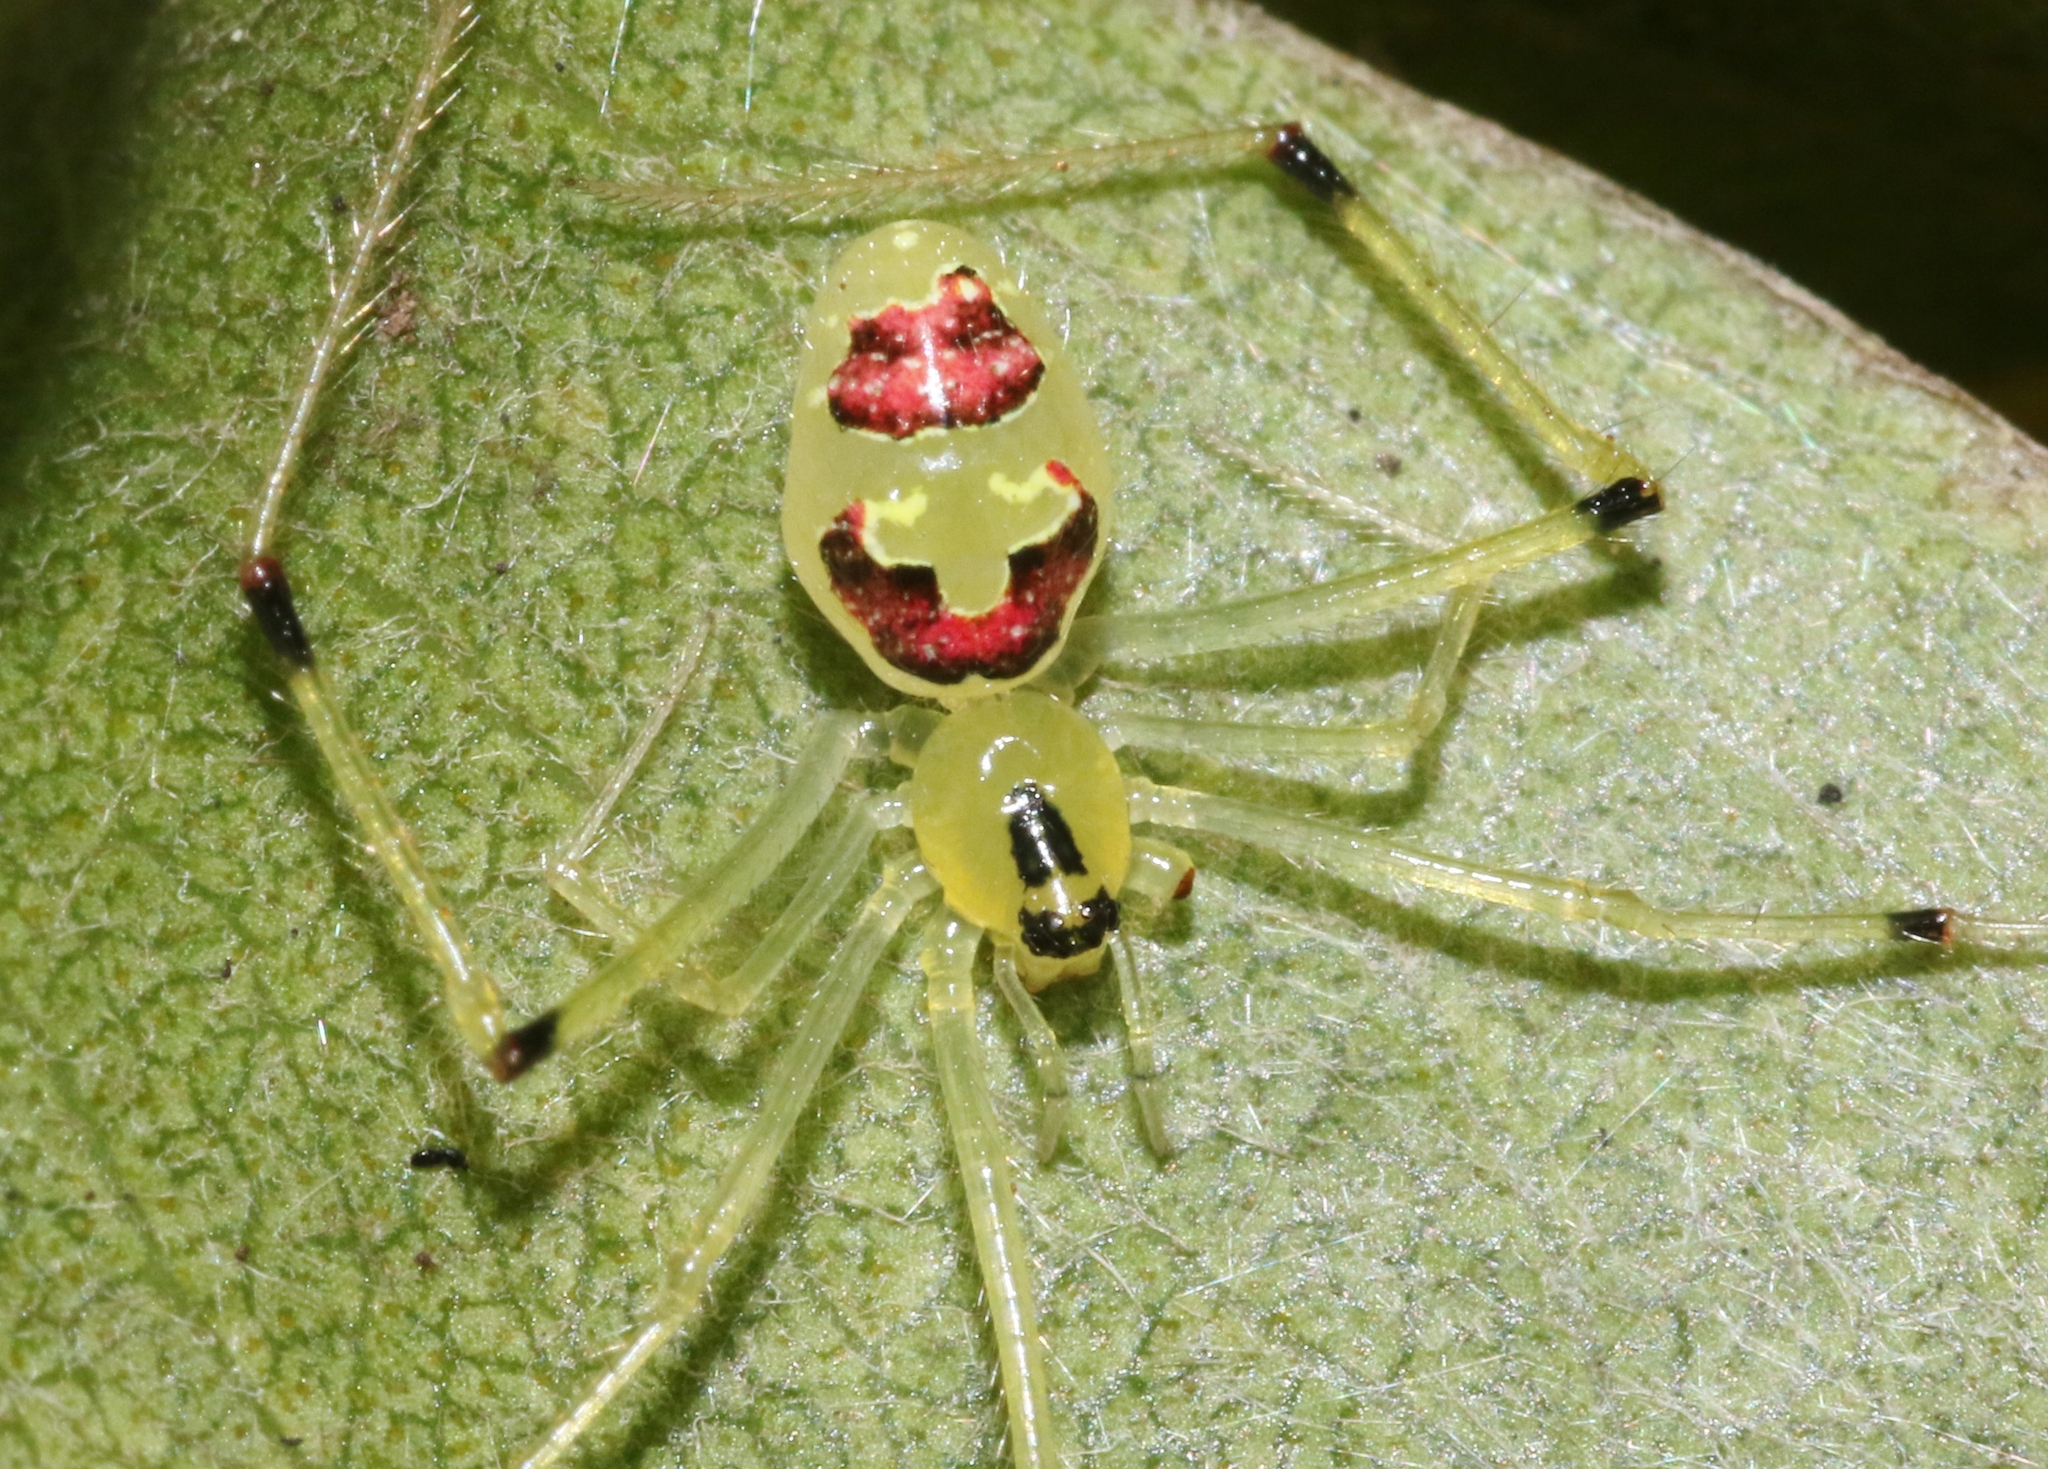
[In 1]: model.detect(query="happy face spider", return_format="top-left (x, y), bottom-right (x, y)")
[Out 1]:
top-left (237, 115), bottom-right (2048, 1469)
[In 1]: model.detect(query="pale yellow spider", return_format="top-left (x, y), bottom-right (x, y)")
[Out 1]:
top-left (238, 120), bottom-right (2048, 1469)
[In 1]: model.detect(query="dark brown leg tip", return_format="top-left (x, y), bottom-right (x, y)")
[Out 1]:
top-left (1575, 478), bottom-right (1662, 532)
top-left (490, 1011), bottom-right (559, 1082)
top-left (1888, 907), bottom-right (1955, 947)
top-left (239, 555), bottom-right (316, 668)
top-left (1265, 122), bottom-right (1356, 203)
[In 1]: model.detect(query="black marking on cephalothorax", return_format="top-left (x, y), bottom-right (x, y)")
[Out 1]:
top-left (1019, 892), bottom-right (1121, 960)
top-left (1002, 780), bottom-right (1088, 886)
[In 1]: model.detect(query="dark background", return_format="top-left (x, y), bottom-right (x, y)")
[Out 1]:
top-left (2, 1), bottom-right (2045, 466)
top-left (1264, 1), bottom-right (2048, 440)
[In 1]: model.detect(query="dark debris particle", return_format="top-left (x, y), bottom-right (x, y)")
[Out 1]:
top-left (235, 1244), bottom-right (251, 1263)
top-left (408, 1147), bottom-right (469, 1171)
top-left (1816, 782), bottom-right (1845, 806)
top-left (376, 287), bottom-right (419, 341)
top-left (220, 958), bottom-right (234, 980)
top-left (1346, 407), bottom-right (1362, 423)
top-left (553, 58), bottom-right (566, 72)
top-left (328, 192), bottom-right (348, 214)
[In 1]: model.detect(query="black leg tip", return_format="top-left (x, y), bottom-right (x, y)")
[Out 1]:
top-left (1575, 477), bottom-right (1662, 532)
top-left (239, 555), bottom-right (316, 669)
top-left (1266, 122), bottom-right (1356, 203)
top-left (490, 1011), bottom-right (559, 1082)
top-left (1888, 907), bottom-right (1954, 946)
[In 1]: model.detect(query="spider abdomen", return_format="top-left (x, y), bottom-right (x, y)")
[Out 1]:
top-left (784, 221), bottom-right (1115, 706)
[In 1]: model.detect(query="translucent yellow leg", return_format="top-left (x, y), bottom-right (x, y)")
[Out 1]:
top-left (591, 122), bottom-right (1652, 497)
top-left (989, 946), bottom-right (1071, 1163)
top-left (587, 126), bottom-right (1283, 230)
top-left (493, 711), bottom-right (884, 1077)
top-left (711, 795), bottom-right (904, 1016)
top-left (542, 618), bottom-right (714, 944)
top-left (1123, 839), bottom-right (1197, 909)
top-left (538, 623), bottom-right (903, 1016)
top-left (233, 2), bottom-right (486, 1061)
top-left (512, 861), bottom-right (937, 1469)
top-left (1295, 136), bottom-right (1649, 492)
top-left (1098, 582), bottom-right (1486, 763)
top-left (274, 655), bottom-right (504, 1059)
top-left (1071, 481), bottom-right (1653, 668)
top-left (1112, 935), bottom-right (1171, 1157)
top-left (243, 0), bottom-right (474, 560)
top-left (1128, 779), bottom-right (2048, 949)
top-left (924, 915), bottom-right (1061, 1469)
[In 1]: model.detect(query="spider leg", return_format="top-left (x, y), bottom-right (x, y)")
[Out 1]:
top-left (1112, 934), bottom-right (1171, 1157)
top-left (708, 794), bottom-right (909, 1015)
top-left (235, 4), bottom-right (483, 1053)
top-left (512, 860), bottom-right (937, 1469)
top-left (542, 616), bottom-right (714, 943)
top-left (989, 945), bottom-right (1071, 1163)
top-left (242, 564), bottom-right (507, 1063)
top-left (586, 126), bottom-right (1278, 231)
top-left (1123, 838), bottom-right (1197, 908)
top-left (924, 915), bottom-right (1060, 1469)
top-left (1069, 479), bottom-right (1655, 670)
top-left (1263, 125), bottom-right (1649, 494)
top-left (1129, 779), bottom-right (2048, 949)
top-left (493, 711), bottom-right (885, 1078)
top-left (1099, 582), bottom-right (1486, 765)
top-left (592, 122), bottom-right (1651, 499)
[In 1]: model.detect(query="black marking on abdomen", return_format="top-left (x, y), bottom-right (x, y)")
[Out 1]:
top-left (1020, 892), bottom-right (1121, 959)
top-left (1002, 780), bottom-right (1088, 885)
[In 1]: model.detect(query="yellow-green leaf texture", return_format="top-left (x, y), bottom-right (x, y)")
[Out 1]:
top-left (5, 1), bottom-right (2048, 1465)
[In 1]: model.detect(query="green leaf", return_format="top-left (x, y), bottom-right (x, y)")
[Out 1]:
top-left (6, 2), bottom-right (2048, 1466)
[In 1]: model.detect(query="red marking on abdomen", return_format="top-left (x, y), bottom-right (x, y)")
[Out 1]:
top-left (821, 477), bottom-right (1097, 684)
top-left (828, 267), bottom-right (1044, 440)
